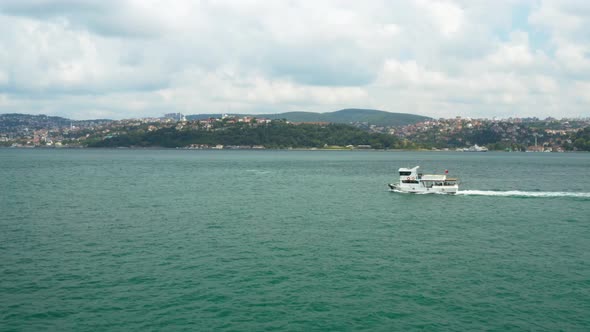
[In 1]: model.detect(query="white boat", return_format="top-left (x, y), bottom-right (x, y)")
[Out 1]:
top-left (388, 166), bottom-right (459, 194)
top-left (466, 144), bottom-right (488, 152)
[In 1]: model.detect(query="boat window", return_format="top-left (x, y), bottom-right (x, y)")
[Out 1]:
top-left (399, 171), bottom-right (412, 176)
top-left (402, 180), bottom-right (419, 184)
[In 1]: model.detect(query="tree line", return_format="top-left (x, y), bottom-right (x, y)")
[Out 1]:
top-left (88, 122), bottom-right (406, 149)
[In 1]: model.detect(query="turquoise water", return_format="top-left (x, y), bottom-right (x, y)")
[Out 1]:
top-left (1, 149), bottom-right (589, 331)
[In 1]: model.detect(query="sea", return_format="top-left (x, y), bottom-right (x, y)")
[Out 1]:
top-left (1, 149), bottom-right (589, 331)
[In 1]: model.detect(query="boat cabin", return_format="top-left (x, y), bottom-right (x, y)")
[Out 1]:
top-left (392, 166), bottom-right (459, 194)
top-left (398, 166), bottom-right (421, 183)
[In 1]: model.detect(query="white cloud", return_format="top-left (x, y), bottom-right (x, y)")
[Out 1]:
top-left (0, 0), bottom-right (589, 119)
top-left (555, 43), bottom-right (590, 74)
top-left (377, 59), bottom-right (452, 88)
top-left (415, 0), bottom-right (465, 38)
top-left (487, 32), bottom-right (535, 67)
top-left (0, 70), bottom-right (7, 85)
top-left (529, 0), bottom-right (590, 39)
top-left (160, 66), bottom-right (369, 114)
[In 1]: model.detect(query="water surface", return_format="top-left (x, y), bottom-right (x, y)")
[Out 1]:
top-left (1, 149), bottom-right (589, 330)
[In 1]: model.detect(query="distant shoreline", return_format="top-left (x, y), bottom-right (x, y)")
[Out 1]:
top-left (1, 146), bottom-right (585, 153)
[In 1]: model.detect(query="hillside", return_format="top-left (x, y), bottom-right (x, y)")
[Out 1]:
top-left (0, 113), bottom-right (72, 131)
top-left (187, 109), bottom-right (430, 127)
top-left (326, 109), bottom-right (431, 126)
top-left (0, 113), bottom-right (112, 133)
top-left (88, 122), bottom-right (404, 149)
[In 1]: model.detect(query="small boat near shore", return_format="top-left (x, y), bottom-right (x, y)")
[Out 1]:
top-left (388, 166), bottom-right (459, 194)
top-left (466, 144), bottom-right (488, 152)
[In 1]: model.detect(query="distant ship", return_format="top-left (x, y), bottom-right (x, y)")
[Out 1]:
top-left (388, 166), bottom-right (459, 194)
top-left (466, 144), bottom-right (488, 152)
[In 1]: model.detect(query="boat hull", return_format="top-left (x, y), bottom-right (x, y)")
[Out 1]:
top-left (388, 183), bottom-right (458, 194)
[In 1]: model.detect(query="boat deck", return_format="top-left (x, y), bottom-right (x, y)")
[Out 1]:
top-left (420, 178), bottom-right (458, 182)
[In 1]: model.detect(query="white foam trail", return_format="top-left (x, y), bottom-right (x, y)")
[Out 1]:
top-left (456, 190), bottom-right (590, 198)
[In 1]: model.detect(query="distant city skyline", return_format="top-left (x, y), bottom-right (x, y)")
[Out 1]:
top-left (1, 1), bottom-right (590, 120)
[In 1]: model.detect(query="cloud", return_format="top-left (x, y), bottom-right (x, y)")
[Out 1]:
top-left (1, 0), bottom-right (590, 119)
top-left (415, 0), bottom-right (465, 38)
top-left (0, 0), bottom-right (167, 38)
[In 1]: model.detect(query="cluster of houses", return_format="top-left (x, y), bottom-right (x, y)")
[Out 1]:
top-left (3, 112), bottom-right (589, 151)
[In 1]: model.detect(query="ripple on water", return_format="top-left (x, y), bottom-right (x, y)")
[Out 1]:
top-left (1, 150), bottom-right (590, 330)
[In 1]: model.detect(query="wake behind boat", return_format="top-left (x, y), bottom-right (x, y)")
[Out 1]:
top-left (388, 166), bottom-right (459, 194)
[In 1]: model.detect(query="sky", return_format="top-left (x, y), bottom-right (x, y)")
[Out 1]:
top-left (1, 0), bottom-right (590, 120)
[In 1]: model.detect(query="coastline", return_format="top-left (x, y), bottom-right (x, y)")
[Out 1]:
top-left (0, 146), bottom-right (581, 153)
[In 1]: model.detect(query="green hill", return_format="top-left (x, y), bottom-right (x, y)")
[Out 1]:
top-left (187, 109), bottom-right (430, 127)
top-left (89, 122), bottom-right (405, 149)
top-left (322, 109), bottom-right (431, 126)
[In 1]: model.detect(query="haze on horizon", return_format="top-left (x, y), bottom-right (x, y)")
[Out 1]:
top-left (1, 0), bottom-right (590, 120)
